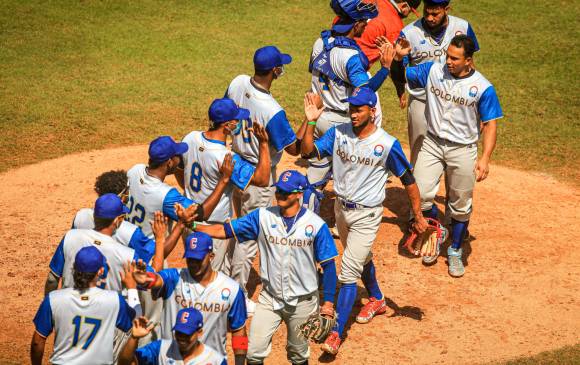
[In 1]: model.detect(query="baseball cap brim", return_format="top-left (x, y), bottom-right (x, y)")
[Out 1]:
top-left (174, 142), bottom-right (188, 156)
top-left (342, 96), bottom-right (369, 106)
top-left (184, 251), bottom-right (209, 260)
top-left (235, 108), bottom-right (250, 121)
top-left (173, 323), bottom-right (196, 336)
top-left (121, 205), bottom-right (130, 215)
top-left (273, 181), bottom-right (304, 193)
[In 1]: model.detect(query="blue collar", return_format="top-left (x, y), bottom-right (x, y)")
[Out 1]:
top-left (202, 132), bottom-right (226, 146)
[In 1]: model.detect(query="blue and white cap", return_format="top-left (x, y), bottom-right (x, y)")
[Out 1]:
top-left (342, 87), bottom-right (377, 107)
top-left (274, 170), bottom-right (308, 193)
top-left (183, 232), bottom-right (213, 260)
top-left (94, 193), bottom-right (130, 219)
top-left (74, 246), bottom-right (106, 273)
top-left (173, 307), bottom-right (204, 335)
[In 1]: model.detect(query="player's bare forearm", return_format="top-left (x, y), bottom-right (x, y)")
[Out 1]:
top-left (194, 223), bottom-right (227, 239)
top-left (284, 140), bottom-right (300, 156)
top-left (201, 178), bottom-right (229, 220)
top-left (300, 123), bottom-right (317, 158)
top-left (44, 271), bottom-right (60, 296)
top-left (30, 332), bottom-right (46, 365)
top-left (163, 221), bottom-right (184, 259)
top-left (251, 142), bottom-right (271, 187)
top-left (480, 120), bottom-right (497, 161)
top-left (405, 182), bottom-right (428, 233)
top-left (118, 335), bottom-right (139, 365)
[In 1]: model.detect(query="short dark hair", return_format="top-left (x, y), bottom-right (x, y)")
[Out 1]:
top-left (94, 216), bottom-right (115, 231)
top-left (254, 68), bottom-right (272, 76)
top-left (450, 34), bottom-right (476, 58)
top-left (148, 158), bottom-right (165, 169)
top-left (94, 170), bottom-right (127, 196)
top-left (73, 270), bottom-right (98, 291)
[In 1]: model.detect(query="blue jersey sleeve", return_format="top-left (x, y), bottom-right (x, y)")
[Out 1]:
top-left (135, 340), bottom-right (161, 365)
top-left (163, 188), bottom-right (194, 221)
top-left (386, 140), bottom-right (412, 177)
top-left (49, 238), bottom-right (65, 277)
top-left (265, 110), bottom-right (297, 152)
top-left (314, 224), bottom-right (339, 263)
top-left (314, 126), bottom-right (336, 160)
top-left (129, 229), bottom-right (156, 264)
top-left (231, 154), bottom-right (256, 191)
top-left (345, 55), bottom-right (370, 87)
top-left (367, 67), bottom-right (390, 91)
top-left (478, 86), bottom-right (503, 122)
top-left (467, 24), bottom-right (480, 52)
top-left (229, 209), bottom-right (261, 243)
top-left (33, 296), bottom-right (53, 338)
top-left (228, 289), bottom-right (247, 331)
top-left (157, 268), bottom-right (181, 299)
top-left (116, 293), bottom-right (136, 332)
top-left (406, 62), bottom-right (434, 89)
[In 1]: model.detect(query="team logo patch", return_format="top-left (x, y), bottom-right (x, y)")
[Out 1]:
top-left (373, 145), bottom-right (384, 157)
top-left (189, 237), bottom-right (198, 250)
top-left (469, 86), bottom-right (478, 97)
top-left (221, 288), bottom-right (231, 301)
top-left (351, 87), bottom-right (361, 97)
top-left (93, 240), bottom-right (101, 245)
top-left (305, 225), bottom-right (314, 237)
top-left (180, 311), bottom-right (190, 323)
top-left (420, 40), bottom-right (426, 45)
top-left (281, 171), bottom-right (292, 182)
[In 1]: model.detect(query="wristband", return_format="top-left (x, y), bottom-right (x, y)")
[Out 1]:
top-left (232, 336), bottom-right (248, 351)
top-left (307, 121), bottom-right (317, 126)
top-left (191, 221), bottom-right (197, 231)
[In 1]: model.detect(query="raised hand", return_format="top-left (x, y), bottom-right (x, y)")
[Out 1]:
top-left (175, 202), bottom-right (198, 225)
top-left (150, 211), bottom-right (168, 241)
top-left (251, 121), bottom-right (269, 144)
top-left (304, 92), bottom-right (324, 122)
top-left (219, 153), bottom-right (235, 180)
top-left (120, 260), bottom-right (137, 289)
top-left (394, 37), bottom-right (411, 62)
top-left (131, 316), bottom-right (155, 339)
top-left (377, 37), bottom-right (395, 69)
top-left (131, 259), bottom-right (153, 286)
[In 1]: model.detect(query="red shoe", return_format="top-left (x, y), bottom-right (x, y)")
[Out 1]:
top-left (321, 331), bottom-right (341, 355)
top-left (356, 297), bottom-right (387, 324)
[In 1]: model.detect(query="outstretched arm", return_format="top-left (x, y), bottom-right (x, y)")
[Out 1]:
top-left (193, 223), bottom-right (228, 240)
top-left (300, 93), bottom-right (324, 158)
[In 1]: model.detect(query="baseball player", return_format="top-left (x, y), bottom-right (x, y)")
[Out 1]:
top-left (301, 87), bottom-right (428, 354)
top-left (45, 193), bottom-right (155, 295)
top-left (400, 0), bottom-right (480, 165)
top-left (118, 308), bottom-right (226, 365)
top-left (31, 246), bottom-right (136, 365)
top-left (72, 170), bottom-right (184, 270)
top-left (191, 170), bottom-right (339, 365)
top-left (355, 0), bottom-right (421, 109)
top-left (225, 45), bottom-right (302, 303)
top-left (307, 0), bottom-right (395, 203)
top-left (132, 232), bottom-right (248, 365)
top-left (126, 135), bottom-right (232, 239)
top-left (176, 98), bottom-right (271, 276)
top-left (399, 34), bottom-right (503, 277)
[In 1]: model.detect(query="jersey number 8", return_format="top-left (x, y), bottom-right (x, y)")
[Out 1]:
top-left (71, 316), bottom-right (102, 350)
top-left (189, 162), bottom-right (203, 193)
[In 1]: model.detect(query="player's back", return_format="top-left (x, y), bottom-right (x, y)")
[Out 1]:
top-left (181, 130), bottom-right (233, 222)
top-left (59, 229), bottom-right (135, 292)
top-left (126, 164), bottom-right (173, 237)
top-left (48, 287), bottom-right (124, 365)
top-left (227, 74), bottom-right (285, 165)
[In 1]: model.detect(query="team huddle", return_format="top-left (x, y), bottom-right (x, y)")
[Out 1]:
top-left (30, 0), bottom-right (503, 364)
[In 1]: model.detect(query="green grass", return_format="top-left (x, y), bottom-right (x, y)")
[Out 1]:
top-left (1, 0), bottom-right (579, 183)
top-left (497, 343), bottom-right (580, 365)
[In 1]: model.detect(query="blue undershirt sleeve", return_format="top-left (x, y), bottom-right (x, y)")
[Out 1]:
top-left (367, 67), bottom-right (390, 91)
top-left (320, 259), bottom-right (337, 303)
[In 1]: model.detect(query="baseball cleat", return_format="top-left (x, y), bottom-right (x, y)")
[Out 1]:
top-left (321, 331), bottom-right (341, 355)
top-left (356, 297), bottom-right (387, 323)
top-left (422, 226), bottom-right (448, 265)
top-left (246, 298), bottom-right (257, 317)
top-left (447, 246), bottom-right (465, 278)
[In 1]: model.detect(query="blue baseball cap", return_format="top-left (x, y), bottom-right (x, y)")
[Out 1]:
top-left (148, 136), bottom-right (188, 163)
top-left (342, 87), bottom-right (377, 107)
top-left (425, 0), bottom-right (449, 6)
top-left (94, 193), bottom-right (130, 219)
top-left (208, 98), bottom-right (250, 124)
top-left (253, 46), bottom-right (292, 71)
top-left (74, 246), bottom-right (106, 273)
top-left (274, 170), bottom-right (308, 193)
top-left (173, 307), bottom-right (203, 335)
top-left (184, 232), bottom-right (213, 260)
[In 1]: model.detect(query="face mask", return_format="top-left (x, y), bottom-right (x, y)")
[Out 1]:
top-left (275, 66), bottom-right (285, 78)
top-left (231, 120), bottom-right (242, 135)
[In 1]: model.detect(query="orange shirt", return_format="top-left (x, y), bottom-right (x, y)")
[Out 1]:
top-left (356, 0), bottom-right (404, 66)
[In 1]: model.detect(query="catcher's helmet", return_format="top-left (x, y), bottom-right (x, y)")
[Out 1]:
top-left (329, 0), bottom-right (379, 21)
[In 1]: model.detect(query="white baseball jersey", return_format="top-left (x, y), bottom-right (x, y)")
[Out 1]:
top-left (226, 75), bottom-right (297, 166)
top-left (156, 269), bottom-right (247, 357)
top-left (127, 164), bottom-right (194, 238)
top-left (135, 340), bottom-right (226, 365)
top-left (72, 208), bottom-right (156, 263)
top-left (181, 131), bottom-right (256, 222)
top-left (310, 35), bottom-right (383, 126)
top-left (406, 62), bottom-right (503, 144)
top-left (33, 287), bottom-right (134, 365)
top-left (401, 15), bottom-right (479, 98)
top-left (228, 206), bottom-right (338, 309)
top-left (49, 229), bottom-right (136, 292)
top-left (314, 124), bottom-right (412, 207)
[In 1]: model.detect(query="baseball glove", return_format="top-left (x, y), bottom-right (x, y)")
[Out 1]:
top-left (297, 306), bottom-right (336, 343)
top-left (403, 218), bottom-right (446, 264)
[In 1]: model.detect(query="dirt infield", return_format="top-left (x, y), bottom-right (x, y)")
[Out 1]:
top-left (1, 145), bottom-right (578, 364)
